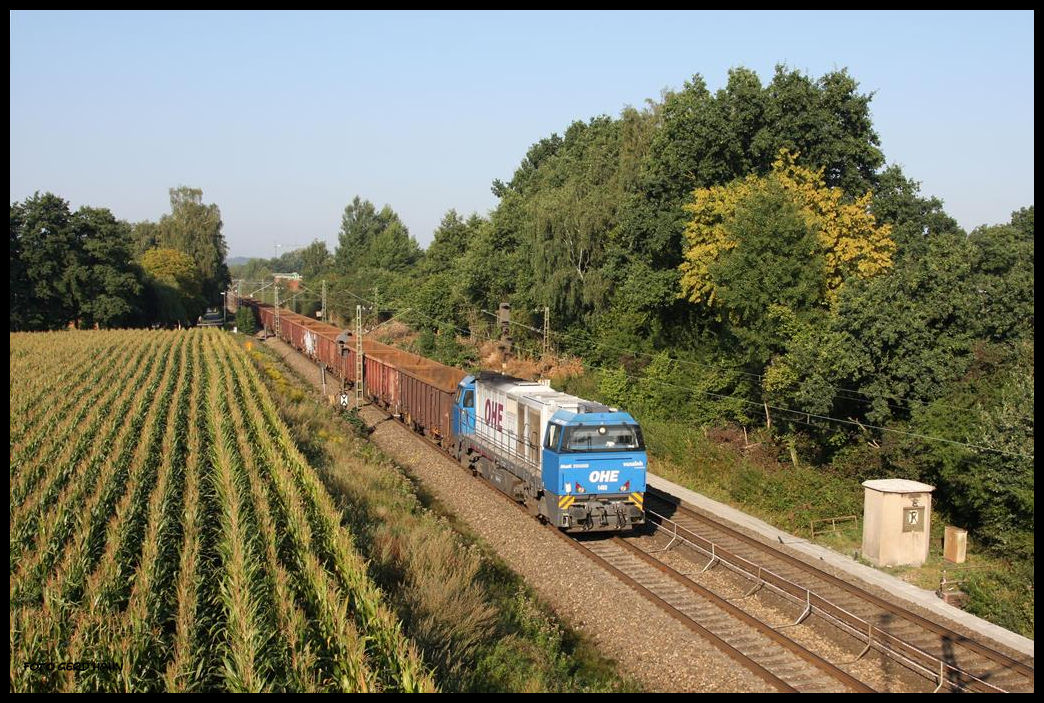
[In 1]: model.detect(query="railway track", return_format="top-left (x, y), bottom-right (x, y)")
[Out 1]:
top-left (567, 534), bottom-right (874, 692)
top-left (640, 488), bottom-right (1034, 693)
top-left (445, 452), bottom-right (879, 691)
top-left (350, 391), bottom-right (1033, 693)
top-left (362, 394), bottom-right (1032, 692)
top-left (263, 334), bottom-right (1032, 693)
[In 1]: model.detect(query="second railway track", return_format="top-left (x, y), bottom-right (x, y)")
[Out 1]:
top-left (570, 534), bottom-right (875, 692)
top-left (637, 487), bottom-right (1034, 693)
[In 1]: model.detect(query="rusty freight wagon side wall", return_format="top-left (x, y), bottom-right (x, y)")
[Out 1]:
top-left (314, 333), bottom-right (347, 379)
top-left (364, 352), bottom-right (401, 411)
top-left (256, 302), bottom-right (276, 332)
top-left (399, 370), bottom-right (455, 445)
top-left (287, 316), bottom-right (307, 354)
top-left (249, 300), bottom-right (351, 381)
top-left (242, 300), bottom-right (467, 445)
top-left (366, 344), bottom-right (466, 442)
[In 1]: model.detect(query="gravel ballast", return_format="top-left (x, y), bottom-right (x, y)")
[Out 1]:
top-left (263, 337), bottom-right (771, 693)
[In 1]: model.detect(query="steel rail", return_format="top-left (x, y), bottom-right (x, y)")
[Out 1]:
top-left (611, 536), bottom-right (876, 692)
top-left (644, 488), bottom-right (1031, 693)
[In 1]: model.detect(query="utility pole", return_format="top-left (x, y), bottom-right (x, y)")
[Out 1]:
top-left (543, 306), bottom-right (550, 358)
top-left (321, 280), bottom-right (327, 323)
top-left (274, 280), bottom-right (281, 337)
top-left (497, 302), bottom-right (512, 367)
top-left (372, 286), bottom-right (379, 325)
top-left (355, 304), bottom-right (364, 409)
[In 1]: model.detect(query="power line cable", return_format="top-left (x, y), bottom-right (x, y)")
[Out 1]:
top-left (572, 356), bottom-right (1033, 460)
top-left (478, 310), bottom-right (1032, 459)
top-left (261, 284), bottom-right (1031, 459)
top-left (482, 310), bottom-right (981, 418)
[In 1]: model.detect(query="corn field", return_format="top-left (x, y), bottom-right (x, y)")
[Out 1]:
top-left (9, 328), bottom-right (435, 692)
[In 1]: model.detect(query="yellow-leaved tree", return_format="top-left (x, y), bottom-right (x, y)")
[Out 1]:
top-left (679, 150), bottom-right (895, 308)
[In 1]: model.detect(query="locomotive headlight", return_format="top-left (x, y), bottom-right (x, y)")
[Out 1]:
top-left (598, 426), bottom-right (607, 435)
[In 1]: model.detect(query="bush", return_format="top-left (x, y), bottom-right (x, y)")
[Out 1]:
top-left (235, 305), bottom-right (257, 334)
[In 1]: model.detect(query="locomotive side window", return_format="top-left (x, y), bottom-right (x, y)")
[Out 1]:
top-left (545, 424), bottom-right (561, 451)
top-left (463, 390), bottom-right (474, 408)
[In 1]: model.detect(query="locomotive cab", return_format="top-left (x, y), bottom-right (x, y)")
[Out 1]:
top-left (541, 410), bottom-right (647, 531)
top-left (452, 376), bottom-right (477, 460)
top-left (452, 376), bottom-right (477, 436)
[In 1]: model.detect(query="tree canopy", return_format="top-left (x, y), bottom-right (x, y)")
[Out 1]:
top-left (15, 64), bottom-right (1032, 562)
top-left (679, 150), bottom-right (895, 310)
top-left (10, 193), bottom-right (145, 330)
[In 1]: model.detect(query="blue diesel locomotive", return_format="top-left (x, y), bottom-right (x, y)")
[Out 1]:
top-left (452, 372), bottom-right (646, 532)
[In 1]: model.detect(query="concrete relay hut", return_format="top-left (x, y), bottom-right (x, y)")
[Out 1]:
top-left (861, 479), bottom-right (935, 567)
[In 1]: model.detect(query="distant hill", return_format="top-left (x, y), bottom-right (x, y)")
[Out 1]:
top-left (227, 256), bottom-right (254, 267)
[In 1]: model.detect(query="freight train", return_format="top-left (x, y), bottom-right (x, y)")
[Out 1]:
top-left (243, 299), bottom-right (646, 532)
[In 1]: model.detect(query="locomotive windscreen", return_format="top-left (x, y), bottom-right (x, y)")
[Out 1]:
top-left (561, 424), bottom-right (645, 452)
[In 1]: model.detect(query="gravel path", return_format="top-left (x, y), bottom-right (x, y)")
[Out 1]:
top-left (262, 337), bottom-right (771, 693)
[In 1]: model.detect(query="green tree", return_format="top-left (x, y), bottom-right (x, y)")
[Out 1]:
top-left (491, 111), bottom-right (654, 330)
top-left (831, 203), bottom-right (1032, 429)
top-left (422, 210), bottom-right (482, 276)
top-left (598, 366), bottom-right (632, 409)
top-left (153, 186), bottom-right (229, 302)
top-left (141, 247), bottom-right (206, 325)
top-left (457, 200), bottom-right (530, 315)
top-left (335, 197), bottom-right (391, 272)
top-left (491, 134), bottom-right (563, 198)
top-left (966, 207), bottom-right (1034, 343)
top-left (870, 165), bottom-right (961, 257)
top-left (235, 304), bottom-right (258, 334)
top-left (702, 182), bottom-right (828, 367)
top-left (69, 207), bottom-right (144, 328)
top-left (406, 271), bottom-right (468, 333)
top-left (680, 152), bottom-right (894, 310)
top-left (9, 193), bottom-right (79, 329)
top-left (613, 66), bottom-right (885, 338)
top-left (236, 258), bottom-right (275, 285)
top-left (764, 204), bottom-right (1033, 457)
top-left (366, 219), bottom-right (421, 272)
top-left (131, 219), bottom-right (162, 257)
top-left (10, 204), bottom-right (31, 330)
top-left (761, 66), bottom-right (883, 196)
top-left (299, 239), bottom-right (333, 279)
top-left (888, 341), bottom-right (1034, 556)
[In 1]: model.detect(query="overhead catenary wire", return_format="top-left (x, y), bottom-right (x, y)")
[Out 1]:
top-left (324, 288), bottom-right (486, 339)
top-left (254, 284), bottom-right (1032, 460)
top-left (480, 310), bottom-right (989, 420)
top-left (476, 310), bottom-right (1033, 461)
top-left (571, 356), bottom-right (1034, 461)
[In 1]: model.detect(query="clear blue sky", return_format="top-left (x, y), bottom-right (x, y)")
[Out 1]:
top-left (10, 10), bottom-right (1034, 259)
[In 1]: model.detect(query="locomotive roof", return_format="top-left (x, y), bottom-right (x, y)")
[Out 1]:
top-left (473, 371), bottom-right (611, 412)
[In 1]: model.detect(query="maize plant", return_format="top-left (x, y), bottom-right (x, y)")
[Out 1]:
top-left (10, 329), bottom-right (433, 692)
